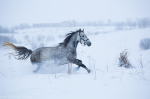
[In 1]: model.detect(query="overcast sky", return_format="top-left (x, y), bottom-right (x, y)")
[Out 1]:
top-left (0, 0), bottom-right (150, 27)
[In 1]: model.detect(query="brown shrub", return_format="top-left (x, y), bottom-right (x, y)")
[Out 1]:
top-left (119, 50), bottom-right (132, 68)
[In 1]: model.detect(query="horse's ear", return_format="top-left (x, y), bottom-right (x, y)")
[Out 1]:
top-left (83, 29), bottom-right (84, 32)
top-left (79, 29), bottom-right (81, 32)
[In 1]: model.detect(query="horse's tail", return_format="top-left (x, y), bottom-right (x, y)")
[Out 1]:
top-left (3, 42), bottom-right (32, 60)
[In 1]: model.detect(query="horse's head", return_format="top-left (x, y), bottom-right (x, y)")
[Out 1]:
top-left (77, 29), bottom-right (91, 46)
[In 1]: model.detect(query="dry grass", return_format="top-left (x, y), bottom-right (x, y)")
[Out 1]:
top-left (119, 50), bottom-right (132, 68)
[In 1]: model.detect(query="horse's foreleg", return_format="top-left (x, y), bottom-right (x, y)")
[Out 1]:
top-left (68, 63), bottom-right (72, 74)
top-left (79, 64), bottom-right (90, 73)
top-left (68, 63), bottom-right (70, 74)
top-left (72, 59), bottom-right (90, 73)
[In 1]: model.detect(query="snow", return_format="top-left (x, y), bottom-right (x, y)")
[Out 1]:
top-left (0, 27), bottom-right (150, 99)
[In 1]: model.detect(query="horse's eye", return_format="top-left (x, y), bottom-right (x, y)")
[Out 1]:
top-left (82, 35), bottom-right (84, 37)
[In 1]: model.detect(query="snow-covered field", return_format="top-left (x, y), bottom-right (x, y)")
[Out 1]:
top-left (0, 27), bottom-right (150, 99)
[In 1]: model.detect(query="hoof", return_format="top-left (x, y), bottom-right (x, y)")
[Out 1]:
top-left (87, 69), bottom-right (91, 73)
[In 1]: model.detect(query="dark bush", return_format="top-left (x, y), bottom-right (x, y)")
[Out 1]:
top-left (139, 38), bottom-right (150, 50)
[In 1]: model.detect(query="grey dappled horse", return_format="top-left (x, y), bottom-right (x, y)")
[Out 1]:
top-left (3, 29), bottom-right (91, 73)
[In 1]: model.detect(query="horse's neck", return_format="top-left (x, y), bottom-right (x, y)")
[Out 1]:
top-left (67, 33), bottom-right (79, 50)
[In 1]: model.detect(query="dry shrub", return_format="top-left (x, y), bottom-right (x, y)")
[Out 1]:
top-left (119, 50), bottom-right (132, 68)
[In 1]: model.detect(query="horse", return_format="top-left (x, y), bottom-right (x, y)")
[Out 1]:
top-left (3, 29), bottom-right (92, 73)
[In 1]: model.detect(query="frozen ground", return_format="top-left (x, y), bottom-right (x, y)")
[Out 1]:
top-left (0, 27), bottom-right (150, 99)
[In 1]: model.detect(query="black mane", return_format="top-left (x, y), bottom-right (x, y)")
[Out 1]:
top-left (59, 29), bottom-right (82, 47)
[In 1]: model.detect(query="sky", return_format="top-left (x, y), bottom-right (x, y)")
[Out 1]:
top-left (0, 0), bottom-right (150, 27)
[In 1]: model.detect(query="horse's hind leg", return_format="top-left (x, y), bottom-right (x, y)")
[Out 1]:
top-left (33, 64), bottom-right (41, 73)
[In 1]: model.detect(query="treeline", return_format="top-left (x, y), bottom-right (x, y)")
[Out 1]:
top-left (0, 25), bottom-right (14, 33)
top-left (0, 23), bottom-right (30, 33)
top-left (114, 18), bottom-right (150, 30)
top-left (13, 23), bottom-right (31, 30)
top-left (32, 18), bottom-right (150, 29)
top-left (0, 18), bottom-right (150, 33)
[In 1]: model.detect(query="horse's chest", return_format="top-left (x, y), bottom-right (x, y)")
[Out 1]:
top-left (67, 50), bottom-right (77, 59)
top-left (71, 50), bottom-right (76, 56)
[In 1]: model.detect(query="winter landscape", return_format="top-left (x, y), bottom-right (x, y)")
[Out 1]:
top-left (0, 0), bottom-right (150, 99)
top-left (0, 26), bottom-right (150, 99)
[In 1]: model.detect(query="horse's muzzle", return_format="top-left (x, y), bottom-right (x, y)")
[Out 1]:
top-left (87, 41), bottom-right (91, 46)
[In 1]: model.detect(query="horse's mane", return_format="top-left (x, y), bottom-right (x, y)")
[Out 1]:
top-left (59, 29), bottom-right (82, 47)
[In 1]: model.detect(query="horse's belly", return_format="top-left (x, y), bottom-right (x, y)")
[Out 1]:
top-left (57, 58), bottom-right (68, 65)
